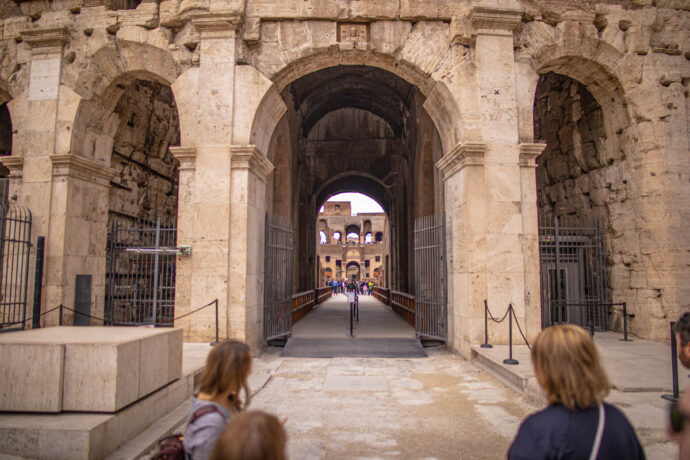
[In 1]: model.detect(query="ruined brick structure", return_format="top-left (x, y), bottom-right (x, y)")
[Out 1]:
top-left (0, 0), bottom-right (687, 353)
top-left (317, 201), bottom-right (387, 286)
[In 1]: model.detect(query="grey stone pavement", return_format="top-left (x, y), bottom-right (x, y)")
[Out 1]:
top-left (134, 295), bottom-right (680, 459)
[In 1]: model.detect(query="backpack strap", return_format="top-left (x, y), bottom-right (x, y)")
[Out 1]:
top-left (188, 404), bottom-right (222, 426)
top-left (588, 404), bottom-right (606, 460)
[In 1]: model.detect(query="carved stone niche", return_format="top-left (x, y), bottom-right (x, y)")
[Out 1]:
top-left (338, 23), bottom-right (369, 44)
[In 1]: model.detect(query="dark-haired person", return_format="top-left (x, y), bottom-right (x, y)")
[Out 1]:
top-left (674, 312), bottom-right (690, 369)
top-left (210, 410), bottom-right (287, 460)
top-left (184, 340), bottom-right (252, 460)
top-left (509, 324), bottom-right (645, 460)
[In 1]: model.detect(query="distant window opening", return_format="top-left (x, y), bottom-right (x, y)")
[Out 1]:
top-left (336, 260), bottom-right (341, 268)
top-left (364, 232), bottom-right (372, 244)
top-left (346, 232), bottom-right (359, 243)
top-left (319, 231), bottom-right (327, 244)
top-left (375, 256), bottom-right (381, 262)
top-left (325, 256), bottom-right (330, 262)
top-left (333, 232), bottom-right (341, 243)
top-left (106, 0), bottom-right (142, 10)
top-left (375, 232), bottom-right (383, 243)
top-left (365, 260), bottom-right (370, 267)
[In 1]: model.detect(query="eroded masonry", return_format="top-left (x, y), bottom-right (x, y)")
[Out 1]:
top-left (0, 0), bottom-right (687, 352)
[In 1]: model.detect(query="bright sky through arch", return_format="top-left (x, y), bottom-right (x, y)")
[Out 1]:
top-left (320, 192), bottom-right (384, 215)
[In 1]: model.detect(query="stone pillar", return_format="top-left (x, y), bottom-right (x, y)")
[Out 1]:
top-left (438, 5), bottom-right (541, 356)
top-left (16, 28), bottom-right (116, 325)
top-left (174, 12), bottom-right (276, 346)
top-left (229, 146), bottom-right (273, 349)
top-left (519, 143), bottom-right (547, 341)
top-left (436, 143), bottom-right (487, 356)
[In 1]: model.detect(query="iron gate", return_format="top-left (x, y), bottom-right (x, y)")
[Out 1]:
top-left (0, 203), bottom-right (32, 332)
top-left (538, 215), bottom-right (607, 330)
top-left (106, 216), bottom-right (177, 326)
top-left (264, 213), bottom-right (293, 343)
top-left (414, 213), bottom-right (447, 342)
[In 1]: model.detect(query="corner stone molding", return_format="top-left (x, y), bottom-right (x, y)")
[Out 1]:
top-left (519, 143), bottom-right (547, 168)
top-left (1, 156), bottom-right (24, 180)
top-left (230, 145), bottom-right (274, 182)
top-left (170, 146), bottom-right (196, 171)
top-left (51, 154), bottom-right (117, 186)
top-left (435, 142), bottom-right (487, 180)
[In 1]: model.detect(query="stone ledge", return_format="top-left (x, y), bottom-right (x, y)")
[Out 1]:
top-left (435, 142), bottom-right (487, 180)
top-left (518, 143), bottom-right (547, 168)
top-left (230, 145), bottom-right (275, 181)
top-left (51, 154), bottom-right (117, 186)
top-left (170, 146), bottom-right (196, 171)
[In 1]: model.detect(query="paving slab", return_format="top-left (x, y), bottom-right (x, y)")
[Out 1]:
top-left (281, 337), bottom-right (427, 358)
top-left (291, 294), bottom-right (415, 339)
top-left (472, 331), bottom-right (690, 393)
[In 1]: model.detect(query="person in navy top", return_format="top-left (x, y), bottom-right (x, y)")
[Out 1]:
top-left (508, 324), bottom-right (645, 460)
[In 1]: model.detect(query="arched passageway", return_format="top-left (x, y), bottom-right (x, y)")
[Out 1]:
top-left (265, 65), bottom-right (445, 300)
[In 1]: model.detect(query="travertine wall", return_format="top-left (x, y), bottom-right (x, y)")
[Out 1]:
top-left (0, 0), bottom-right (686, 351)
top-left (108, 80), bottom-right (180, 223)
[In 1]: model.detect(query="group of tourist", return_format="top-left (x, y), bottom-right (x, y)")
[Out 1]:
top-left (167, 313), bottom-right (690, 460)
top-left (330, 278), bottom-right (375, 296)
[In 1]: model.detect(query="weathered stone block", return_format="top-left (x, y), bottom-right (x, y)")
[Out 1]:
top-left (0, 326), bottom-right (182, 413)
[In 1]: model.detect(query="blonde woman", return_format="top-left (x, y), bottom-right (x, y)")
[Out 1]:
top-left (184, 340), bottom-right (252, 460)
top-left (210, 410), bottom-right (287, 460)
top-left (509, 324), bottom-right (645, 459)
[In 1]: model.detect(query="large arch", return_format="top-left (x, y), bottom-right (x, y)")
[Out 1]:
top-left (248, 49), bottom-right (464, 159)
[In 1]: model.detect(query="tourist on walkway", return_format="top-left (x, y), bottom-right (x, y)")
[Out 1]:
top-left (210, 410), bottom-right (286, 460)
top-left (331, 279), bottom-right (338, 296)
top-left (184, 340), bottom-right (252, 460)
top-left (508, 324), bottom-right (645, 460)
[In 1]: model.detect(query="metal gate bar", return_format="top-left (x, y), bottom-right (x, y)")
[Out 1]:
top-left (264, 213), bottom-right (293, 342)
top-left (414, 214), bottom-right (447, 341)
top-left (538, 214), bottom-right (607, 330)
top-left (106, 216), bottom-right (176, 326)
top-left (0, 204), bottom-right (32, 332)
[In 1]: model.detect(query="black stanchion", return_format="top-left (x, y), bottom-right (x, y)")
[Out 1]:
top-left (481, 299), bottom-right (492, 348)
top-left (620, 302), bottom-right (632, 341)
top-left (503, 304), bottom-right (519, 365)
top-left (349, 299), bottom-right (354, 337)
top-left (662, 321), bottom-right (680, 402)
top-left (58, 304), bottom-right (63, 326)
top-left (211, 299), bottom-right (219, 346)
top-left (356, 292), bottom-right (359, 322)
top-left (31, 236), bottom-right (46, 329)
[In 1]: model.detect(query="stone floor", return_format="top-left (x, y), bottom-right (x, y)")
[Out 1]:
top-left (130, 295), bottom-right (680, 459)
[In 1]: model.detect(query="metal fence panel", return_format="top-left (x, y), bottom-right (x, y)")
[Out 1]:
top-left (106, 216), bottom-right (177, 326)
top-left (0, 203), bottom-right (32, 332)
top-left (538, 214), bottom-right (608, 331)
top-left (264, 213), bottom-right (293, 342)
top-left (414, 214), bottom-right (447, 342)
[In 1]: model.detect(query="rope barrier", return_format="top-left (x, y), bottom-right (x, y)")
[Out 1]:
top-left (0, 305), bottom-right (61, 327)
top-left (60, 305), bottom-right (106, 323)
top-left (487, 303), bottom-right (510, 323)
top-left (173, 299), bottom-right (218, 321)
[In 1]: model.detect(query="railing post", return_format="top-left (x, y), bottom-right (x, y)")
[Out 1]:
top-left (58, 304), bottom-right (63, 326)
top-left (31, 236), bottom-right (46, 329)
top-left (481, 299), bottom-right (492, 348)
top-left (503, 304), bottom-right (519, 365)
top-left (211, 299), bottom-right (219, 346)
top-left (662, 321), bottom-right (680, 402)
